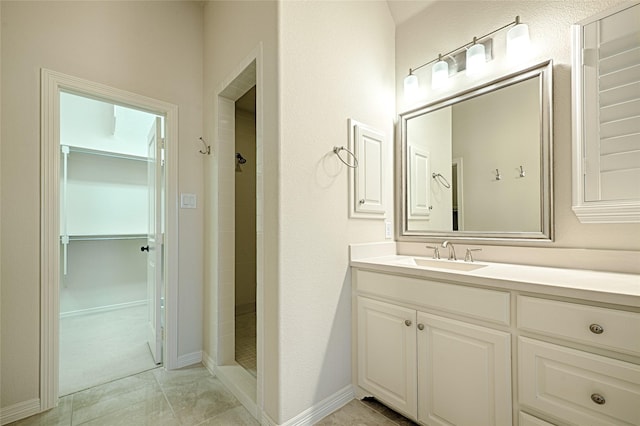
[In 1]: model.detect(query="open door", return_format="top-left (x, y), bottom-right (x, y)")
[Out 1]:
top-left (146, 117), bottom-right (163, 364)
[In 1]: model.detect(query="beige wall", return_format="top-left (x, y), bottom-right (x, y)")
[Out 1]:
top-left (201, 0), bottom-right (280, 420)
top-left (396, 1), bottom-right (640, 256)
top-left (1, 0), bottom-right (203, 410)
top-left (452, 76), bottom-right (540, 232)
top-left (407, 107), bottom-right (452, 231)
top-left (235, 108), bottom-right (257, 312)
top-left (278, 1), bottom-right (395, 422)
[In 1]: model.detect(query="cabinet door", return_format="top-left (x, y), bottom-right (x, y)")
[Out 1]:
top-left (357, 297), bottom-right (417, 418)
top-left (417, 312), bottom-right (512, 426)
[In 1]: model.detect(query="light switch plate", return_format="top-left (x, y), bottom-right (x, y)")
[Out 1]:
top-left (180, 193), bottom-right (197, 209)
top-left (385, 221), bottom-right (393, 239)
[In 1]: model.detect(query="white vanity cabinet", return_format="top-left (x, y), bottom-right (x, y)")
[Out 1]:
top-left (354, 270), bottom-right (513, 426)
top-left (352, 261), bottom-right (640, 426)
top-left (517, 296), bottom-right (640, 426)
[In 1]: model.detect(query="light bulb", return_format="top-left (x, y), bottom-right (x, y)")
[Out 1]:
top-left (404, 71), bottom-right (419, 96)
top-left (466, 42), bottom-right (486, 75)
top-left (431, 56), bottom-right (449, 89)
top-left (507, 21), bottom-right (530, 59)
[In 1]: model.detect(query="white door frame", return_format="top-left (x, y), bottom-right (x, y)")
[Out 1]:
top-left (39, 69), bottom-right (179, 410)
top-left (207, 45), bottom-right (264, 419)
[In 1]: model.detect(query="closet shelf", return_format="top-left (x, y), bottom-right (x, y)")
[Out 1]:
top-left (63, 234), bottom-right (147, 241)
top-left (62, 145), bottom-right (149, 162)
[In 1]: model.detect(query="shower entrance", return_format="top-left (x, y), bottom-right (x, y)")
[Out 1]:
top-left (234, 86), bottom-right (257, 378)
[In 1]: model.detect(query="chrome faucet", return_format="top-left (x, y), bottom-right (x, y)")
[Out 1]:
top-left (441, 241), bottom-right (456, 261)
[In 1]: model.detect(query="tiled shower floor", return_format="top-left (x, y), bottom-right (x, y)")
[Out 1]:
top-left (235, 311), bottom-right (257, 377)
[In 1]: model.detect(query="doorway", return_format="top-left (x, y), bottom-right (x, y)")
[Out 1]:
top-left (234, 87), bottom-right (257, 378)
top-left (58, 92), bottom-right (163, 395)
top-left (40, 69), bottom-right (179, 410)
top-left (212, 54), bottom-right (263, 418)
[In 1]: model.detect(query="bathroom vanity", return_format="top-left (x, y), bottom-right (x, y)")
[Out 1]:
top-left (350, 250), bottom-right (640, 426)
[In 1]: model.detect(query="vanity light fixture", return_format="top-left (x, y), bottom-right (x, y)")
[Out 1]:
top-left (404, 69), bottom-right (420, 95)
top-left (403, 16), bottom-right (530, 96)
top-left (506, 16), bottom-right (531, 58)
top-left (466, 37), bottom-right (487, 75)
top-left (431, 55), bottom-right (449, 89)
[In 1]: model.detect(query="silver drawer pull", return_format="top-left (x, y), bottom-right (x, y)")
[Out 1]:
top-left (591, 393), bottom-right (606, 405)
top-left (417, 323), bottom-right (425, 331)
top-left (405, 320), bottom-right (412, 327)
top-left (589, 323), bottom-right (604, 334)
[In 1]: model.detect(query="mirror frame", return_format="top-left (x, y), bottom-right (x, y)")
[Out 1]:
top-left (396, 60), bottom-right (554, 243)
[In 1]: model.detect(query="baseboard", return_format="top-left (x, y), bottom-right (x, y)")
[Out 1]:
top-left (176, 350), bottom-right (202, 368)
top-left (271, 385), bottom-right (355, 426)
top-left (59, 300), bottom-right (147, 318)
top-left (202, 351), bottom-right (354, 426)
top-left (0, 398), bottom-right (41, 425)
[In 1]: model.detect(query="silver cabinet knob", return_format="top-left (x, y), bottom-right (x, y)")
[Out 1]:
top-left (404, 320), bottom-right (412, 327)
top-left (589, 324), bottom-right (604, 334)
top-left (359, 199), bottom-right (365, 204)
top-left (417, 323), bottom-right (425, 331)
top-left (591, 393), bottom-right (606, 405)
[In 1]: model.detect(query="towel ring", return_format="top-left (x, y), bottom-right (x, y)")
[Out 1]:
top-left (432, 172), bottom-right (451, 189)
top-left (333, 146), bottom-right (358, 168)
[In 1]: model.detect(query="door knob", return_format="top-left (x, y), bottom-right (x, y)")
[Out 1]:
top-left (140, 245), bottom-right (150, 252)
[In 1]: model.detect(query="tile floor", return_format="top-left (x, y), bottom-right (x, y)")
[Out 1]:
top-left (235, 312), bottom-right (257, 377)
top-left (11, 364), bottom-right (416, 426)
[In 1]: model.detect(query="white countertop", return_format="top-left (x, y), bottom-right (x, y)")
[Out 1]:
top-left (350, 255), bottom-right (640, 307)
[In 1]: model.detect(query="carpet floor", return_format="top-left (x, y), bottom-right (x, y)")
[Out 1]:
top-left (59, 304), bottom-right (158, 396)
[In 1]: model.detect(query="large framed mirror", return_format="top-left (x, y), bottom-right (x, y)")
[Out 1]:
top-left (397, 61), bottom-right (553, 242)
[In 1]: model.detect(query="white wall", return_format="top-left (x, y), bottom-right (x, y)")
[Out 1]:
top-left (278, 1), bottom-right (395, 422)
top-left (0, 0), bottom-right (203, 410)
top-left (396, 1), bottom-right (640, 260)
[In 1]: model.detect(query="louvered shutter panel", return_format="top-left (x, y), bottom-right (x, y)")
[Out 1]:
top-left (583, 4), bottom-right (640, 202)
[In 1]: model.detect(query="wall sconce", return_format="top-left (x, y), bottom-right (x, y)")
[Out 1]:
top-left (403, 16), bottom-right (531, 96)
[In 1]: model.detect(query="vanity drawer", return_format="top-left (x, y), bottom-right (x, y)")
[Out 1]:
top-left (355, 270), bottom-right (510, 325)
top-left (519, 337), bottom-right (640, 426)
top-left (519, 412), bottom-right (555, 426)
top-left (517, 296), bottom-right (640, 356)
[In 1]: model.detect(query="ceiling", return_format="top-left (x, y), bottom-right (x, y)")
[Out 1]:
top-left (386, 0), bottom-right (436, 25)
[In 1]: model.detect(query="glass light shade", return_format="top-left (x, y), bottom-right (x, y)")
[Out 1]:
top-left (507, 23), bottom-right (530, 58)
top-left (466, 43), bottom-right (486, 75)
top-left (404, 73), bottom-right (419, 95)
top-left (431, 60), bottom-right (449, 89)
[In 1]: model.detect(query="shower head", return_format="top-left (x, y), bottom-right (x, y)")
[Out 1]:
top-left (236, 153), bottom-right (247, 164)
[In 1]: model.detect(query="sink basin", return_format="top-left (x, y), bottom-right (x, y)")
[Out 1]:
top-left (404, 257), bottom-right (487, 272)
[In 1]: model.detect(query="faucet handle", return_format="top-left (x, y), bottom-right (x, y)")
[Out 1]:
top-left (425, 245), bottom-right (440, 259)
top-left (465, 248), bottom-right (482, 262)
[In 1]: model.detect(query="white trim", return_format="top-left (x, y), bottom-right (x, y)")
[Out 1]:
top-left (176, 351), bottom-right (203, 368)
top-left (571, 3), bottom-right (640, 223)
top-left (348, 119), bottom-right (387, 219)
top-left (214, 44), bottom-right (265, 419)
top-left (0, 398), bottom-right (40, 426)
top-left (203, 353), bottom-right (354, 426)
top-left (266, 386), bottom-right (355, 426)
top-left (203, 352), bottom-right (258, 421)
top-left (39, 69), bottom-right (179, 412)
top-left (59, 300), bottom-right (147, 319)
